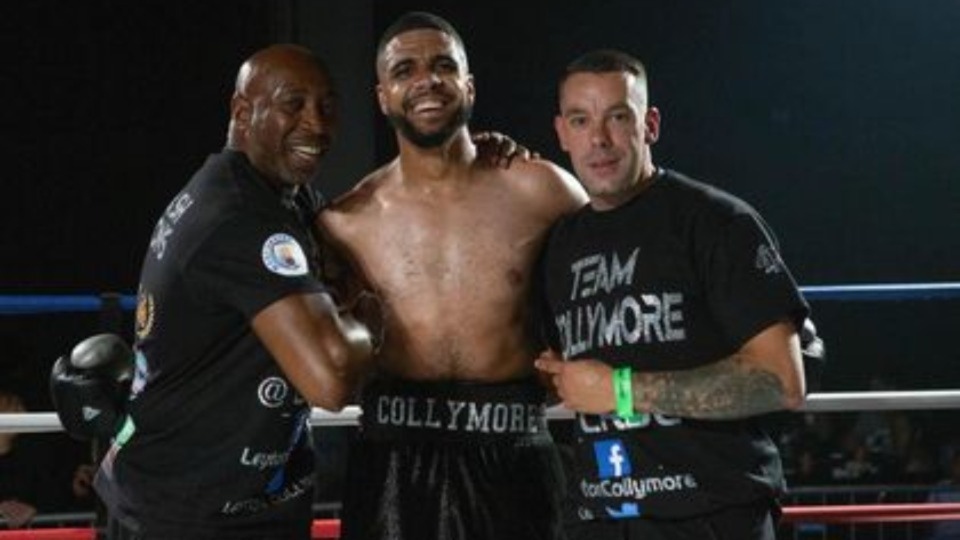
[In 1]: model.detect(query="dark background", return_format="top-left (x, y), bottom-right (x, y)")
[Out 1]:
top-left (2, 0), bottom-right (958, 408)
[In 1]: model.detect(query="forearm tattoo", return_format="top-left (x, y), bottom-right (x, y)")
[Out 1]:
top-left (633, 356), bottom-right (786, 420)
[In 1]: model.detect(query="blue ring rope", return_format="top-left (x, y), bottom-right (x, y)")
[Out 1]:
top-left (801, 282), bottom-right (960, 301)
top-left (1, 282), bottom-right (959, 315)
top-left (0, 294), bottom-right (138, 315)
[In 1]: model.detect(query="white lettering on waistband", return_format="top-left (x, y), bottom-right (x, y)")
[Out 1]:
top-left (374, 395), bottom-right (545, 434)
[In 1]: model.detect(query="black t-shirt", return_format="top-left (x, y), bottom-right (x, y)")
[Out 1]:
top-left (95, 150), bottom-right (326, 536)
top-left (541, 169), bottom-right (809, 520)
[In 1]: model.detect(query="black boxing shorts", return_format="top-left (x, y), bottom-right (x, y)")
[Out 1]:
top-left (339, 377), bottom-right (565, 540)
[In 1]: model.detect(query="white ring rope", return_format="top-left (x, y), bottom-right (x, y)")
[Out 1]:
top-left (3, 390), bottom-right (960, 434)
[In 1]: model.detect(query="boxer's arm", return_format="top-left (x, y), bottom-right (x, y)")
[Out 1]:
top-left (253, 291), bottom-right (374, 411)
top-left (313, 208), bottom-right (373, 305)
top-left (545, 162), bottom-right (589, 215)
top-left (512, 159), bottom-right (588, 218)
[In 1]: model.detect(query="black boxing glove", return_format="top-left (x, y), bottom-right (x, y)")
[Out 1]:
top-left (800, 318), bottom-right (826, 393)
top-left (50, 333), bottom-right (133, 441)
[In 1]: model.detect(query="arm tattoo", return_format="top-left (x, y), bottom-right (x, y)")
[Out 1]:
top-left (633, 356), bottom-right (786, 420)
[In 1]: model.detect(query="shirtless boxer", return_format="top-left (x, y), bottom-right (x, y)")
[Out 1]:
top-left (318, 11), bottom-right (588, 540)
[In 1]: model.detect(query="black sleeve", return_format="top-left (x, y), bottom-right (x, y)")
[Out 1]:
top-left (187, 215), bottom-right (327, 319)
top-left (704, 210), bottom-right (809, 349)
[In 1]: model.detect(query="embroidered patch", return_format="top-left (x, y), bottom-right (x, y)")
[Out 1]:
top-left (135, 288), bottom-right (155, 340)
top-left (262, 233), bottom-right (309, 276)
top-left (755, 244), bottom-right (783, 275)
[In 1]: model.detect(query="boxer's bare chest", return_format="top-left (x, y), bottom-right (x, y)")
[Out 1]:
top-left (367, 181), bottom-right (540, 300)
top-left (341, 179), bottom-right (546, 378)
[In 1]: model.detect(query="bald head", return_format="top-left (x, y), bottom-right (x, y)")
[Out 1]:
top-left (227, 44), bottom-right (338, 187)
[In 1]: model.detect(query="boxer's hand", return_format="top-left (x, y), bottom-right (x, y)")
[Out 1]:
top-left (534, 350), bottom-right (615, 414)
top-left (472, 131), bottom-right (539, 168)
top-left (50, 333), bottom-right (133, 441)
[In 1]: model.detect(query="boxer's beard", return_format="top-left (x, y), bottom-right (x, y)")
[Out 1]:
top-left (388, 103), bottom-right (473, 148)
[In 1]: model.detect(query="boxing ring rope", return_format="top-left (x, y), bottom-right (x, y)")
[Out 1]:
top-left (799, 281), bottom-right (960, 301)
top-left (0, 522), bottom-right (343, 540)
top-left (2, 281), bottom-right (959, 315)
top-left (5, 389), bottom-right (960, 435)
top-left (2, 282), bottom-right (959, 537)
top-left (0, 294), bottom-right (137, 315)
top-left (6, 506), bottom-right (960, 539)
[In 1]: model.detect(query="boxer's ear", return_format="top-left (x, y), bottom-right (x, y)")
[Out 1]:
top-left (376, 84), bottom-right (389, 116)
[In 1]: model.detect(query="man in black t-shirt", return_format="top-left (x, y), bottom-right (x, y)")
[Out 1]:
top-left (88, 45), bottom-right (378, 540)
top-left (535, 49), bottom-right (810, 540)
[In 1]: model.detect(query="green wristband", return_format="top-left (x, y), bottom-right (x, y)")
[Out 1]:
top-left (613, 366), bottom-right (634, 419)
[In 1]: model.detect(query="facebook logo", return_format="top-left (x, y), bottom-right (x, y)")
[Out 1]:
top-left (593, 439), bottom-right (632, 478)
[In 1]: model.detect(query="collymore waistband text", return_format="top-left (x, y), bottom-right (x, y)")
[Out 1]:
top-left (373, 394), bottom-right (546, 434)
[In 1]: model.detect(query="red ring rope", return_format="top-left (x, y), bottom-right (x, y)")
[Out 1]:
top-left (782, 502), bottom-right (960, 524)
top-left (0, 520), bottom-right (340, 539)
top-left (4, 505), bottom-right (960, 539)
